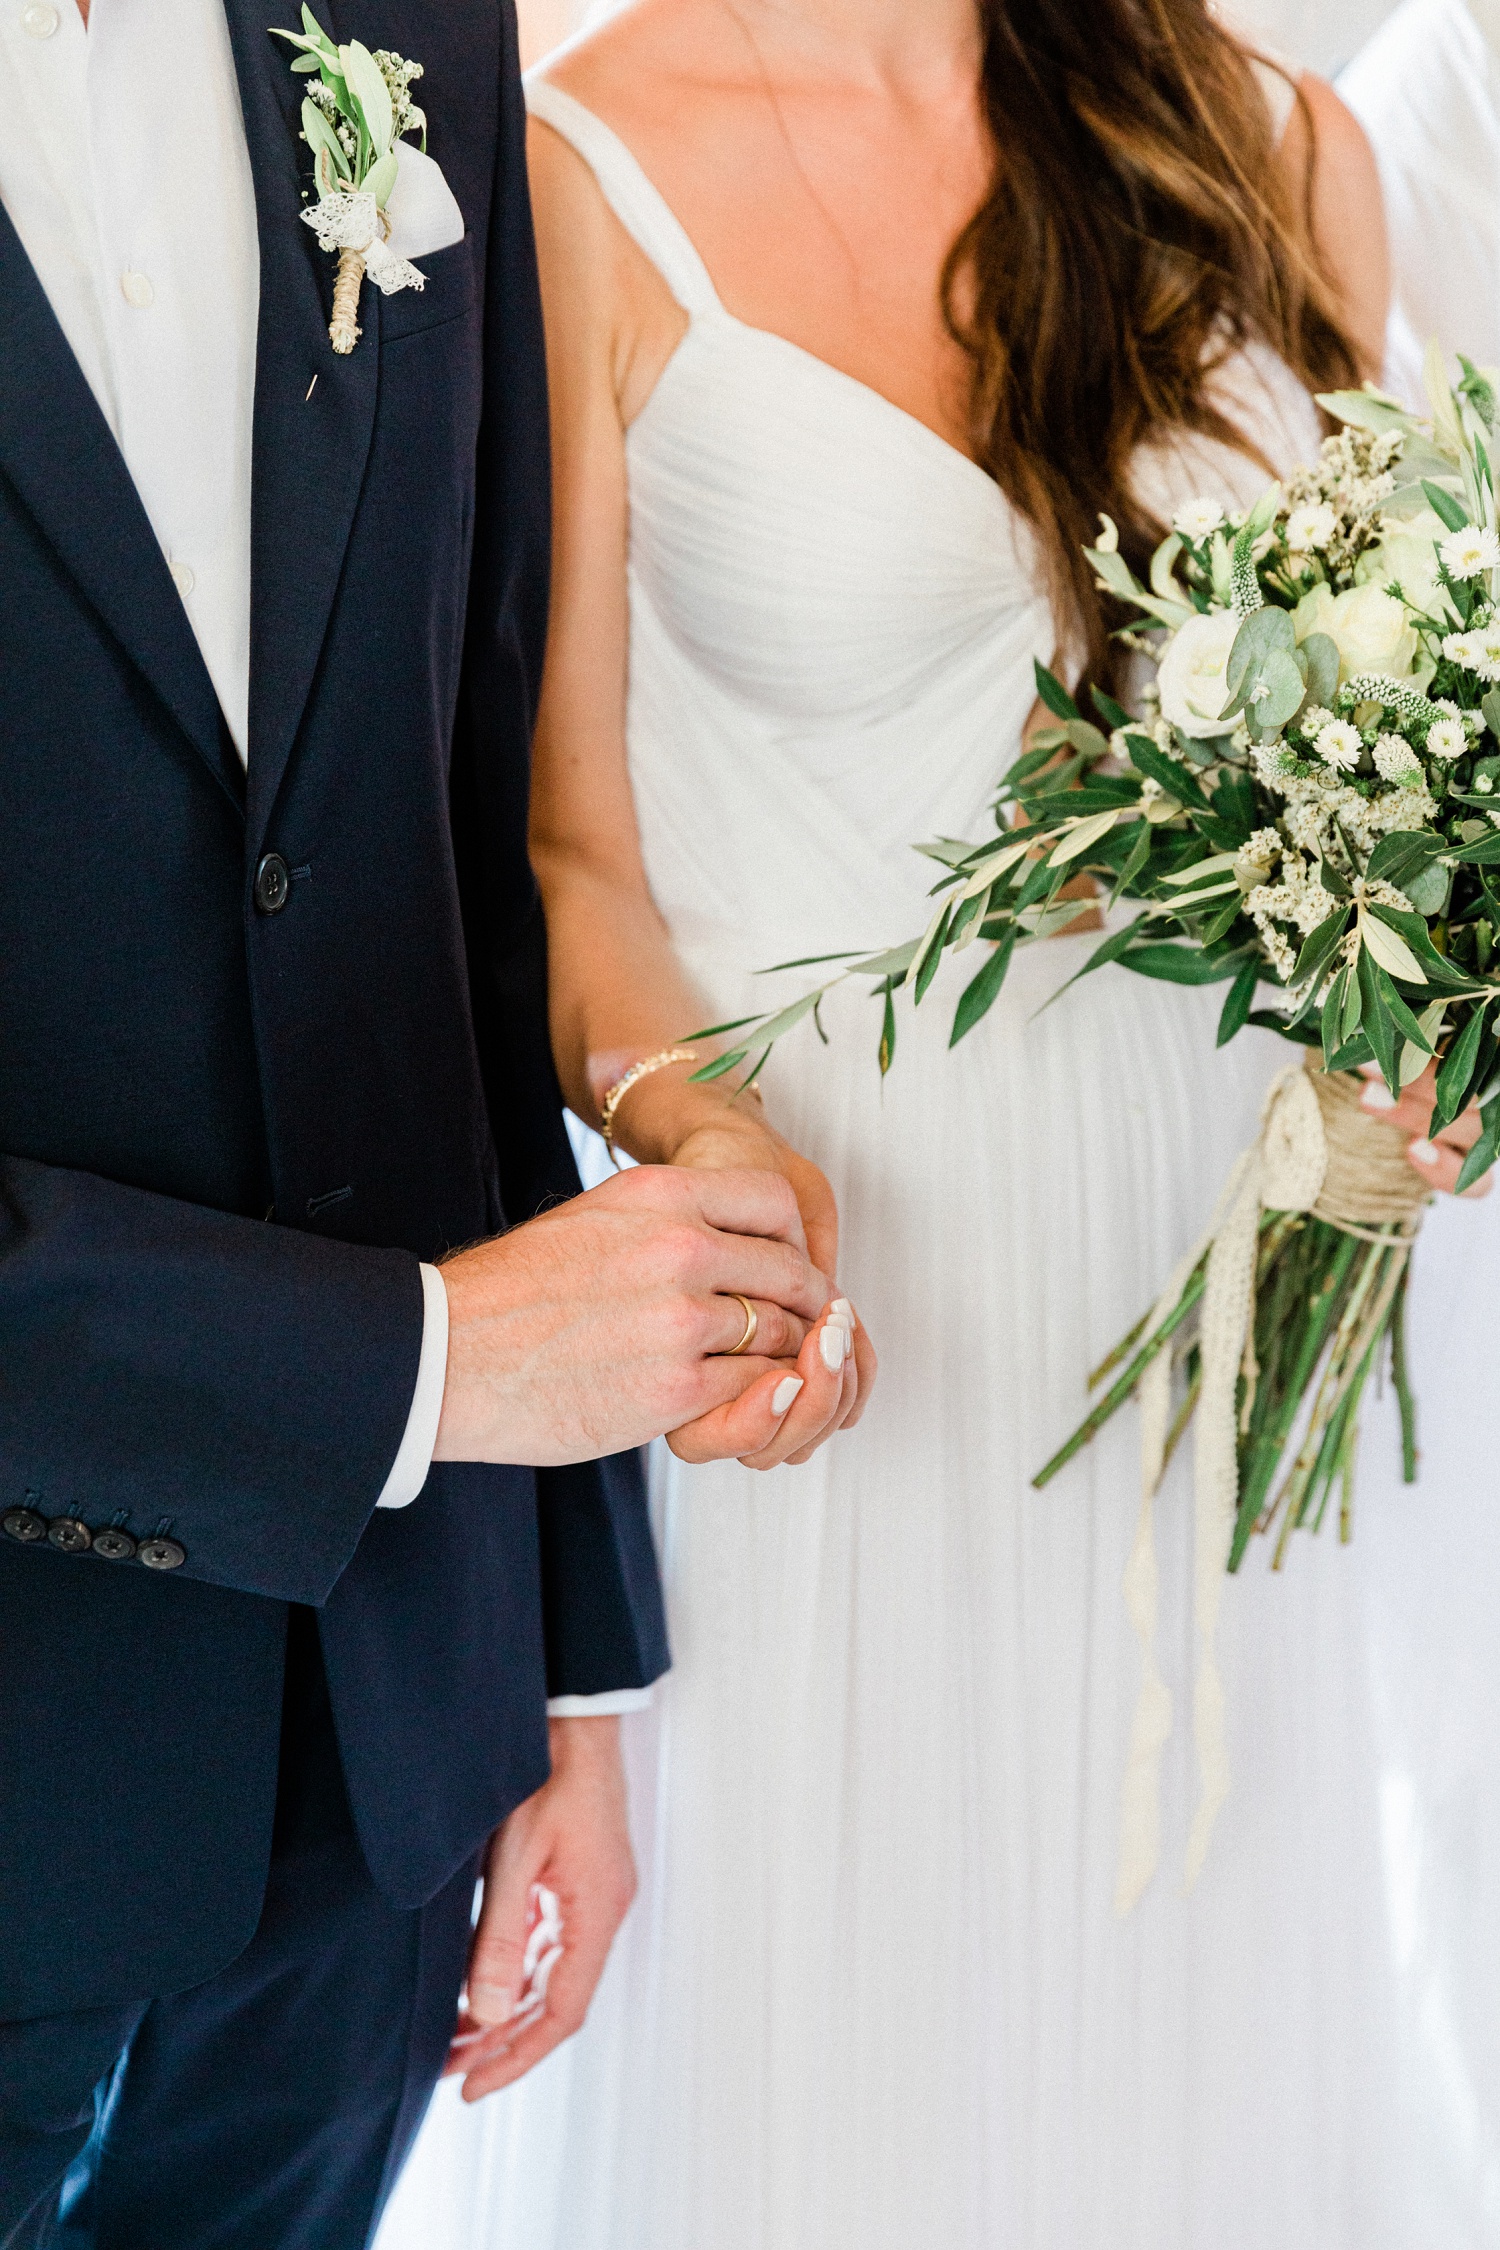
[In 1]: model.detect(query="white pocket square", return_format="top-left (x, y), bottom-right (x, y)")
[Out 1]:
top-left (385, 141), bottom-right (465, 263)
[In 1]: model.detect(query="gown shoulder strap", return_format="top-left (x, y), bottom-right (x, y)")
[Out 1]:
top-left (524, 77), bottom-right (723, 316)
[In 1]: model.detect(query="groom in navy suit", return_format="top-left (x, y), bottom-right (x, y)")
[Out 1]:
top-left (0, 1), bottom-right (837, 2241)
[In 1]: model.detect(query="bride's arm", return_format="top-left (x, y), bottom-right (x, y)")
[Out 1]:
top-left (1277, 74), bottom-right (1390, 380)
top-left (524, 117), bottom-right (874, 1420)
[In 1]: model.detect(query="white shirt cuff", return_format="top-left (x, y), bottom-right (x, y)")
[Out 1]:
top-left (546, 1688), bottom-right (655, 1717)
top-left (374, 1263), bottom-right (449, 1510)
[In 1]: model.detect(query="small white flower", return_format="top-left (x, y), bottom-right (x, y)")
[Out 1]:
top-left (1299, 705), bottom-right (1336, 737)
top-left (1286, 502), bottom-right (1337, 553)
top-left (1439, 525), bottom-right (1500, 578)
top-left (1443, 630), bottom-right (1482, 668)
top-left (1314, 718), bottom-right (1363, 772)
top-left (1372, 732), bottom-right (1420, 781)
top-left (1477, 774), bottom-right (1494, 794)
top-left (1173, 497), bottom-right (1226, 540)
top-left (1426, 715), bottom-right (1469, 760)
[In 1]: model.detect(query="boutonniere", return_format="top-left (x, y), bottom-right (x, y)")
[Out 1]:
top-left (271, 7), bottom-right (428, 355)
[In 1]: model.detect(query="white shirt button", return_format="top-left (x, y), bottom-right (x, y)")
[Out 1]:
top-left (168, 560), bottom-right (195, 598)
top-left (119, 269), bottom-right (155, 309)
top-left (21, 3), bottom-right (59, 35)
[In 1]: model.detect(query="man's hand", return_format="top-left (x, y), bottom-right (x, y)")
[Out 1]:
top-left (445, 1716), bottom-right (635, 2100)
top-left (1359, 1060), bottom-right (1494, 1197)
top-left (433, 1165), bottom-right (839, 1466)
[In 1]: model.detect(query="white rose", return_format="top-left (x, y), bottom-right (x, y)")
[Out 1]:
top-left (1156, 609), bottom-right (1242, 737)
top-left (1353, 511), bottom-right (1451, 619)
top-left (1292, 581), bottom-right (1419, 684)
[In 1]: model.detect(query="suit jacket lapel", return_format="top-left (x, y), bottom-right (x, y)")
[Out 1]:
top-left (0, 203), bottom-right (244, 812)
top-left (223, 0), bottom-right (380, 845)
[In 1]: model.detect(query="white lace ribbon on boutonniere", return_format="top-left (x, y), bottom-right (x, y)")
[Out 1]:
top-left (301, 188), bottom-right (426, 294)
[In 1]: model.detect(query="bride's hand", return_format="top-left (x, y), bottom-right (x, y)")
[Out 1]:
top-left (669, 1107), bottom-right (877, 1445)
top-left (1358, 1060), bottom-right (1494, 1198)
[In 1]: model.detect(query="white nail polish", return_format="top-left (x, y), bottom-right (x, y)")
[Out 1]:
top-left (830, 1298), bottom-right (853, 1322)
top-left (1410, 1138), bottom-right (1439, 1164)
top-left (819, 1322), bottom-right (848, 1372)
top-left (1361, 1082), bottom-right (1398, 1111)
top-left (772, 1376), bottom-right (804, 1415)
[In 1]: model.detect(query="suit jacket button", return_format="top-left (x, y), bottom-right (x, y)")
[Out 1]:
top-left (92, 1527), bottom-right (137, 1561)
top-left (2, 1507), bottom-right (47, 1544)
top-left (138, 1536), bottom-right (186, 1571)
top-left (254, 853), bottom-right (290, 914)
top-left (47, 1517), bottom-right (92, 1554)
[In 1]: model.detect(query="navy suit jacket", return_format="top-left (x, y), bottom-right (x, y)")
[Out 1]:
top-left (0, 0), bottom-right (668, 2019)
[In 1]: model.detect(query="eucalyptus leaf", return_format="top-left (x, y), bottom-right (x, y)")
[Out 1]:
top-left (1224, 605), bottom-right (1295, 705)
top-left (1254, 645), bottom-right (1310, 729)
top-left (1299, 632), bottom-right (1340, 712)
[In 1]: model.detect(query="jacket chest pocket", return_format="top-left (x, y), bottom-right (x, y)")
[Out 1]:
top-left (375, 237), bottom-right (477, 345)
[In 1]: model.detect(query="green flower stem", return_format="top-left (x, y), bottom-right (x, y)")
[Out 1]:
top-left (1389, 1264), bottom-right (1418, 1482)
top-left (1229, 1224), bottom-right (1361, 1568)
top-left (1264, 1248), bottom-right (1384, 1552)
top-left (1031, 1258), bottom-right (1209, 1489)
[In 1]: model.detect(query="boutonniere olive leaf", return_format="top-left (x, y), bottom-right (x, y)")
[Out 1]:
top-left (271, 6), bottom-right (428, 353)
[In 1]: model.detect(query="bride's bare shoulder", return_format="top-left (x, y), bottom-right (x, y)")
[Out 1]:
top-left (531, 0), bottom-right (748, 139)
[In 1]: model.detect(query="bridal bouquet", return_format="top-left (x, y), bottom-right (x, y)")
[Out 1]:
top-left (698, 346), bottom-right (1500, 1581)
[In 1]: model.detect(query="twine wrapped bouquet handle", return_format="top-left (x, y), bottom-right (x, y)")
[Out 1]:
top-left (1111, 1056), bottom-right (1428, 1914)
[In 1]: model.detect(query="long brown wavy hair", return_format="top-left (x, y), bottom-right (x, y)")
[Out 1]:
top-left (944, 0), bottom-right (1360, 685)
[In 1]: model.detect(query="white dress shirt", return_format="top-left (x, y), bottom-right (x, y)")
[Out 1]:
top-left (0, 0), bottom-right (652, 1709)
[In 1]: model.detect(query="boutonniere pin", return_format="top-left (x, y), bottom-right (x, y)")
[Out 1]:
top-left (271, 7), bottom-right (428, 355)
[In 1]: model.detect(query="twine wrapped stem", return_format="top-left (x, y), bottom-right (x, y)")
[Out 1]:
top-left (329, 245), bottom-right (366, 356)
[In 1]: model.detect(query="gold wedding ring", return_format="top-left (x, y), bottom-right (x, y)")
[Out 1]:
top-left (726, 1293), bottom-right (759, 1356)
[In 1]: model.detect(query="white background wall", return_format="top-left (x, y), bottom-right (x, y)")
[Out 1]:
top-left (517, 0), bottom-right (1404, 78)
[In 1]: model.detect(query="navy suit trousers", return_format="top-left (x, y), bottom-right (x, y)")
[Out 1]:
top-left (0, 1610), bottom-right (479, 2249)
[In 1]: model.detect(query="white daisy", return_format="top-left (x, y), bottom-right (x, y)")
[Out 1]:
top-left (1298, 705), bottom-right (1336, 737)
top-left (1315, 718), bottom-right (1363, 772)
top-left (1173, 497), bottom-right (1226, 540)
top-left (1372, 732), bottom-right (1420, 781)
top-left (1286, 502), bottom-right (1337, 554)
top-left (1439, 524), bottom-right (1500, 578)
top-left (1426, 715), bottom-right (1469, 760)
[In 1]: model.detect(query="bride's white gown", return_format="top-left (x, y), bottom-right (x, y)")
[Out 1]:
top-left (379, 80), bottom-right (1500, 2250)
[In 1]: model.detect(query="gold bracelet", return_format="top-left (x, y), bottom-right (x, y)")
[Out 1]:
top-left (598, 1048), bottom-right (699, 1167)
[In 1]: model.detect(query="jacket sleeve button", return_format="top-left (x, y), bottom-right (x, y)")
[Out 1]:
top-left (253, 853), bottom-right (290, 914)
top-left (92, 1527), bottom-right (137, 1561)
top-left (138, 1536), bottom-right (187, 1571)
top-left (2, 1507), bottom-right (47, 1544)
top-left (46, 1517), bottom-right (93, 1554)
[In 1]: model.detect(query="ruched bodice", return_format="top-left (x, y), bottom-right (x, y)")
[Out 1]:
top-left (526, 77), bottom-right (1318, 992)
